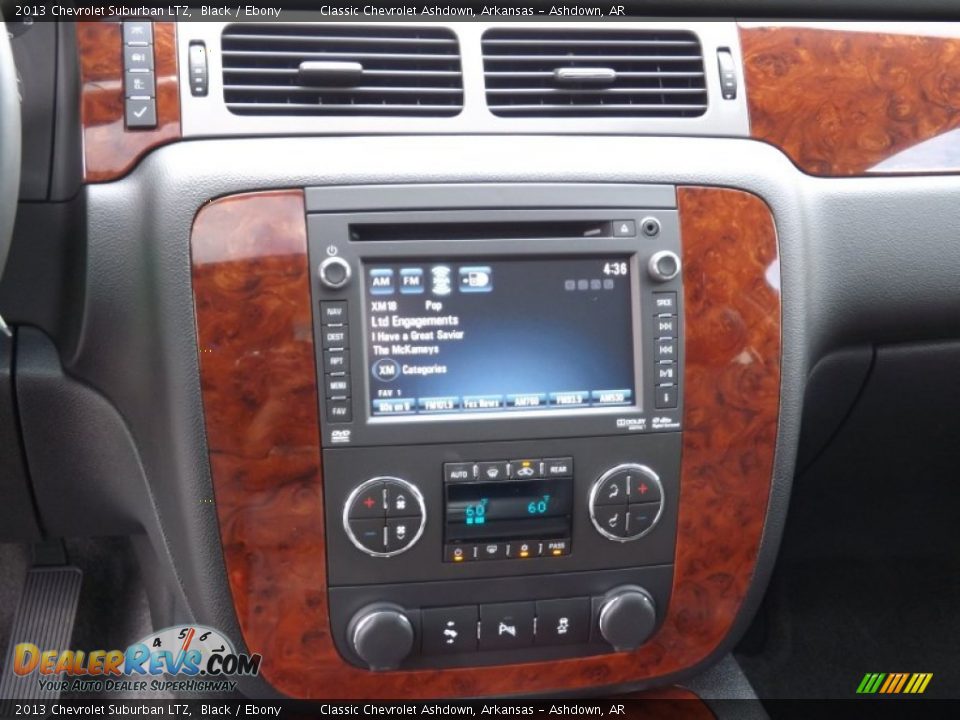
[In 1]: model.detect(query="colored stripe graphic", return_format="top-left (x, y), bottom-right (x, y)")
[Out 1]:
top-left (857, 672), bottom-right (932, 694)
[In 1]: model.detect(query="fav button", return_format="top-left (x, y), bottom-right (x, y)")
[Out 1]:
top-left (480, 602), bottom-right (535, 650)
top-left (422, 606), bottom-right (478, 655)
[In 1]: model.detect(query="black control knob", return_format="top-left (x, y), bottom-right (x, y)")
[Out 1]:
top-left (348, 603), bottom-right (414, 671)
top-left (598, 586), bottom-right (657, 652)
top-left (318, 256), bottom-right (352, 289)
top-left (647, 251), bottom-right (681, 282)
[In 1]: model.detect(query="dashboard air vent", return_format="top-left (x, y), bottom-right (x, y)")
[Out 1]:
top-left (482, 28), bottom-right (707, 118)
top-left (221, 24), bottom-right (463, 117)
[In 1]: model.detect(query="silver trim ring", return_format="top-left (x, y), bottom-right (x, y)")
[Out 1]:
top-left (588, 463), bottom-right (665, 543)
top-left (342, 477), bottom-right (426, 558)
top-left (647, 250), bottom-right (682, 282)
top-left (318, 256), bottom-right (352, 289)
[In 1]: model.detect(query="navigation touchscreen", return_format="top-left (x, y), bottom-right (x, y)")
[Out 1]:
top-left (363, 257), bottom-right (639, 418)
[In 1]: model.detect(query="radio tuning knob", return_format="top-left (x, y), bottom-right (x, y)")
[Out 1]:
top-left (318, 256), bottom-right (352, 289)
top-left (598, 586), bottom-right (657, 652)
top-left (347, 603), bottom-right (414, 671)
top-left (647, 251), bottom-right (681, 282)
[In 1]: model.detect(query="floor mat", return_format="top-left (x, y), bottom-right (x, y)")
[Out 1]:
top-left (737, 555), bottom-right (960, 700)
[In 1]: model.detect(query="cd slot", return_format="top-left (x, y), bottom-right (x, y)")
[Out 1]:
top-left (350, 220), bottom-right (613, 243)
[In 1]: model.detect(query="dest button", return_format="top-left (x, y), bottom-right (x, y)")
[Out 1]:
top-left (480, 602), bottom-right (535, 651)
top-left (422, 606), bottom-right (478, 655)
top-left (535, 598), bottom-right (590, 646)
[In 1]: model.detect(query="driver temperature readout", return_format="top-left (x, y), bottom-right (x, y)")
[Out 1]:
top-left (445, 479), bottom-right (573, 543)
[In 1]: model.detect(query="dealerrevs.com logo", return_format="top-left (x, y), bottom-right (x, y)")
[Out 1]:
top-left (11, 625), bottom-right (262, 694)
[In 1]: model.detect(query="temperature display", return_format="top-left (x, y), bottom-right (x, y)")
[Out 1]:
top-left (445, 479), bottom-right (573, 543)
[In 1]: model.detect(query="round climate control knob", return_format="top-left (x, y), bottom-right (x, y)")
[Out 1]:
top-left (598, 586), bottom-right (657, 652)
top-left (589, 464), bottom-right (664, 542)
top-left (647, 250), bottom-right (681, 282)
top-left (343, 477), bottom-right (426, 557)
top-left (348, 603), bottom-right (414, 671)
top-left (318, 256), bottom-right (352, 289)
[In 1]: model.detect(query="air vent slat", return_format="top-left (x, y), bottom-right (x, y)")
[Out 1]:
top-left (482, 28), bottom-right (707, 119)
top-left (221, 23), bottom-right (463, 117)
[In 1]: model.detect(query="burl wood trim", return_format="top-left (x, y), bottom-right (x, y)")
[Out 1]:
top-left (193, 187), bottom-right (780, 698)
top-left (78, 21), bottom-right (180, 183)
top-left (741, 24), bottom-right (960, 176)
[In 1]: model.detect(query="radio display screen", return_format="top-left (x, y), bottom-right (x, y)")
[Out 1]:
top-left (363, 257), bottom-right (638, 418)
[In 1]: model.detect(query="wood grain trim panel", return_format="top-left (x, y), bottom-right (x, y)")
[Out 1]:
top-left (192, 187), bottom-right (779, 698)
top-left (78, 21), bottom-right (180, 183)
top-left (741, 24), bottom-right (960, 176)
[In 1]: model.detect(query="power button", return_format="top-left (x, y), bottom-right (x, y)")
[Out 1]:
top-left (319, 257), bottom-right (352, 289)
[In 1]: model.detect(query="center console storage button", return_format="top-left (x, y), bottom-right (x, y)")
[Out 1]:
top-left (480, 602), bottom-right (535, 651)
top-left (422, 606), bottom-right (478, 655)
top-left (535, 598), bottom-right (590, 646)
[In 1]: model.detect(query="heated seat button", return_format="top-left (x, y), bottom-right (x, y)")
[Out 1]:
top-left (422, 606), bottom-right (478, 655)
top-left (595, 474), bottom-right (628, 506)
top-left (535, 598), bottom-right (590, 646)
top-left (593, 505), bottom-right (627, 538)
top-left (480, 602), bottom-right (535, 651)
top-left (348, 482), bottom-right (384, 519)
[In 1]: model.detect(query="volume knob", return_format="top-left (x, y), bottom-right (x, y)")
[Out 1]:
top-left (647, 251), bottom-right (681, 282)
top-left (348, 603), bottom-right (414, 671)
top-left (318, 256), bottom-right (352, 289)
top-left (598, 586), bottom-right (657, 652)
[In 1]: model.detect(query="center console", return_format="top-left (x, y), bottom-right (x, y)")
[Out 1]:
top-left (306, 191), bottom-right (685, 670)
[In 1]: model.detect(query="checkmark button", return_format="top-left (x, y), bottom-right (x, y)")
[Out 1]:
top-left (125, 98), bottom-right (157, 129)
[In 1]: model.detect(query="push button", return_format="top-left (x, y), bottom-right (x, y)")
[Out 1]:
top-left (595, 474), bottom-right (628, 506)
top-left (348, 482), bottom-right (384, 519)
top-left (654, 316), bottom-right (677, 338)
top-left (444, 462), bottom-right (475, 483)
top-left (656, 339), bottom-right (677, 361)
top-left (385, 517), bottom-right (418, 552)
top-left (320, 301), bottom-right (348, 325)
top-left (327, 400), bottom-right (352, 423)
top-left (543, 457), bottom-right (574, 478)
top-left (422, 606), bottom-right (478, 655)
top-left (653, 292), bottom-right (677, 314)
top-left (627, 504), bottom-right (660, 536)
top-left (480, 602), bottom-right (535, 651)
top-left (535, 598), bottom-right (590, 646)
top-left (347, 519), bottom-right (384, 554)
top-left (384, 481), bottom-right (420, 518)
top-left (477, 461), bottom-right (509, 482)
top-left (325, 375), bottom-right (351, 399)
top-left (629, 473), bottom-right (662, 504)
top-left (509, 459), bottom-right (541, 479)
top-left (654, 386), bottom-right (678, 409)
top-left (323, 350), bottom-right (349, 373)
top-left (322, 326), bottom-right (349, 350)
top-left (476, 542), bottom-right (506, 561)
top-left (594, 505), bottom-right (627, 538)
